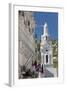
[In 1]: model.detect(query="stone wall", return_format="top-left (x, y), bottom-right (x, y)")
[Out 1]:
top-left (18, 11), bottom-right (36, 75)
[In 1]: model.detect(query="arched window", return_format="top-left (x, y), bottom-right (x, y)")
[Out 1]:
top-left (22, 11), bottom-right (24, 16)
top-left (28, 21), bottom-right (30, 26)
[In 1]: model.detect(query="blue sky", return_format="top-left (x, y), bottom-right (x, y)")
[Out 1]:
top-left (33, 12), bottom-right (58, 40)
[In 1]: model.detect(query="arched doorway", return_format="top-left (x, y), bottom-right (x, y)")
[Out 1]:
top-left (46, 55), bottom-right (48, 64)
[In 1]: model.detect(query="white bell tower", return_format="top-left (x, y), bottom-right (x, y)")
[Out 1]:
top-left (40, 22), bottom-right (57, 77)
top-left (40, 22), bottom-right (53, 71)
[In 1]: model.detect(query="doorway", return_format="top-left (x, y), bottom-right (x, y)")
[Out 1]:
top-left (46, 55), bottom-right (48, 63)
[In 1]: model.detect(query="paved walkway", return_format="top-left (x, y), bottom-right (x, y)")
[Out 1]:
top-left (38, 69), bottom-right (54, 78)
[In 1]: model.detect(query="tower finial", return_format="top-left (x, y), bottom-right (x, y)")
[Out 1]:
top-left (44, 22), bottom-right (49, 36)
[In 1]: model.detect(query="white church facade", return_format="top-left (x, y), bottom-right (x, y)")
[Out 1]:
top-left (40, 23), bottom-right (57, 77)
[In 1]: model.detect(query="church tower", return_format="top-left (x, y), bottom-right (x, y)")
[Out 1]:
top-left (40, 22), bottom-right (53, 74)
top-left (40, 22), bottom-right (53, 65)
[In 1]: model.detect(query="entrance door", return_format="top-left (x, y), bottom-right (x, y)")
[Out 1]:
top-left (46, 55), bottom-right (48, 64)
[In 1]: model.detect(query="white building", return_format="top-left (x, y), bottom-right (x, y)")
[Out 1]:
top-left (18, 11), bottom-right (36, 78)
top-left (40, 23), bottom-right (57, 77)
